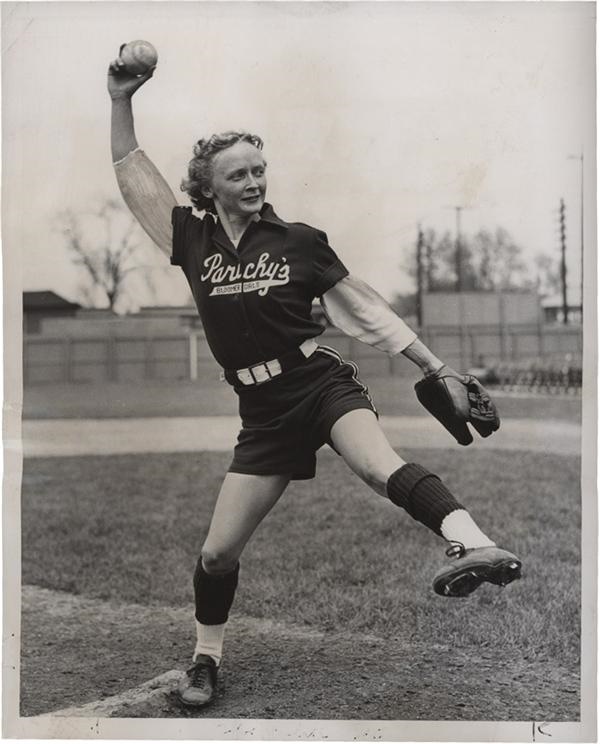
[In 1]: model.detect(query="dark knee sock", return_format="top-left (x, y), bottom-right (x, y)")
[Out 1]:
top-left (193, 559), bottom-right (240, 625)
top-left (386, 463), bottom-right (465, 536)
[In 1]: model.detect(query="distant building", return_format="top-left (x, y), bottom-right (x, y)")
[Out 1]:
top-left (540, 295), bottom-right (583, 325)
top-left (422, 290), bottom-right (542, 328)
top-left (40, 304), bottom-right (198, 338)
top-left (23, 291), bottom-right (80, 334)
top-left (137, 304), bottom-right (201, 328)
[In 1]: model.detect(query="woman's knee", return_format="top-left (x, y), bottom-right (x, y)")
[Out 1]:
top-left (355, 460), bottom-right (390, 494)
top-left (331, 410), bottom-right (404, 494)
top-left (348, 449), bottom-right (405, 495)
top-left (201, 544), bottom-right (240, 575)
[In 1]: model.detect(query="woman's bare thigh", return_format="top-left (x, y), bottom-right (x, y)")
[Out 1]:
top-left (201, 471), bottom-right (291, 572)
top-left (330, 409), bottom-right (404, 496)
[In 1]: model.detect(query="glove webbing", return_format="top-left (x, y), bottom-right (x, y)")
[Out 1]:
top-left (386, 463), bottom-right (465, 536)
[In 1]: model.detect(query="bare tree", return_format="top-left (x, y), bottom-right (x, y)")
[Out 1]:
top-left (534, 252), bottom-right (561, 297)
top-left (469, 227), bottom-right (531, 291)
top-left (402, 225), bottom-right (532, 294)
top-left (59, 199), bottom-right (166, 313)
top-left (400, 228), bottom-right (457, 294)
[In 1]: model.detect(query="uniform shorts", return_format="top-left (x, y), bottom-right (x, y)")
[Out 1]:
top-left (228, 345), bottom-right (378, 480)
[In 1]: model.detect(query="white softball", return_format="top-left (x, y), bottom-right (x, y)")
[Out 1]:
top-left (120, 40), bottom-right (158, 76)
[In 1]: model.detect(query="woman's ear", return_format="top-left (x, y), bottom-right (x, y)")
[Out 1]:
top-left (201, 185), bottom-right (214, 199)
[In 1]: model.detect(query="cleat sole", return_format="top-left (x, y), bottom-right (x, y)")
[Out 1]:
top-left (487, 560), bottom-right (522, 588)
top-left (434, 559), bottom-right (522, 598)
top-left (175, 691), bottom-right (216, 709)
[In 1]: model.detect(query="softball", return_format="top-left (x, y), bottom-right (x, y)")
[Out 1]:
top-left (119, 40), bottom-right (158, 75)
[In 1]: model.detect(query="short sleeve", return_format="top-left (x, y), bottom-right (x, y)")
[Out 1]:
top-left (312, 229), bottom-right (349, 297)
top-left (171, 206), bottom-right (197, 267)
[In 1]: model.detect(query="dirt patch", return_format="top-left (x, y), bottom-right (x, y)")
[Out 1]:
top-left (21, 416), bottom-right (581, 458)
top-left (20, 586), bottom-right (579, 721)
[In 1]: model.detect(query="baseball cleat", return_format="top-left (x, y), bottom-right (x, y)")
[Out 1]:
top-left (176, 654), bottom-right (217, 708)
top-left (433, 543), bottom-right (522, 597)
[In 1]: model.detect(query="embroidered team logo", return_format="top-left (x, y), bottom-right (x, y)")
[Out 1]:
top-left (201, 252), bottom-right (290, 297)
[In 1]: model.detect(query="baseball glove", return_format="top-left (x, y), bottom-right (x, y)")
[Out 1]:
top-left (414, 365), bottom-right (500, 446)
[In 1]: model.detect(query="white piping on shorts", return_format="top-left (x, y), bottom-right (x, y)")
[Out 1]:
top-left (316, 344), bottom-right (378, 414)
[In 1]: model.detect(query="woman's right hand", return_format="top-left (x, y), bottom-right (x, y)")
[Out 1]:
top-left (107, 46), bottom-right (155, 100)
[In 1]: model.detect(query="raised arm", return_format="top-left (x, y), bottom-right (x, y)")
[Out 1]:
top-left (108, 52), bottom-right (177, 257)
top-left (320, 275), bottom-right (443, 373)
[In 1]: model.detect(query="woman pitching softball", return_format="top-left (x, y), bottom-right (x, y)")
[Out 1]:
top-left (107, 48), bottom-right (521, 709)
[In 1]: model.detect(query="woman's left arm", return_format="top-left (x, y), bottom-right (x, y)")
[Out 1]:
top-left (320, 275), bottom-right (443, 374)
top-left (322, 277), bottom-right (501, 445)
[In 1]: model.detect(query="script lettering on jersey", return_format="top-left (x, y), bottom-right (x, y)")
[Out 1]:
top-left (201, 252), bottom-right (291, 297)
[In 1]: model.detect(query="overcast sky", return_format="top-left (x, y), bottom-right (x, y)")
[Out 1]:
top-left (3, 1), bottom-right (595, 308)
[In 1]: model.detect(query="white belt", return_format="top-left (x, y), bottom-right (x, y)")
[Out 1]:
top-left (233, 338), bottom-right (318, 386)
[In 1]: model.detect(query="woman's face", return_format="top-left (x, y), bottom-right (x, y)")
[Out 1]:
top-left (203, 141), bottom-right (267, 219)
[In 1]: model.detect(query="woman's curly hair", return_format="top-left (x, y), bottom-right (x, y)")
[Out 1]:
top-left (180, 131), bottom-right (264, 214)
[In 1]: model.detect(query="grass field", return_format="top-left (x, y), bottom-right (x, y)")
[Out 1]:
top-left (18, 371), bottom-right (583, 720)
top-left (22, 446), bottom-right (580, 670)
top-left (22, 376), bottom-right (582, 421)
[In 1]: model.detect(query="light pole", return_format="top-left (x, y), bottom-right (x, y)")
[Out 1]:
top-left (568, 153), bottom-right (584, 318)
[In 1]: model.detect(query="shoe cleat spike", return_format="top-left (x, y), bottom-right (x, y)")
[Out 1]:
top-left (432, 546), bottom-right (521, 598)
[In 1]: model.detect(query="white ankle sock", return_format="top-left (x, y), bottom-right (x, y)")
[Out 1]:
top-left (440, 509), bottom-right (496, 549)
top-left (193, 621), bottom-right (226, 666)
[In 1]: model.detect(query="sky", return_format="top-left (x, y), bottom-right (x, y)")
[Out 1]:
top-left (3, 1), bottom-right (596, 309)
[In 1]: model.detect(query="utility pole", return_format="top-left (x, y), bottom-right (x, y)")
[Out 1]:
top-left (559, 198), bottom-right (569, 325)
top-left (416, 224), bottom-right (424, 328)
top-left (568, 153), bottom-right (584, 318)
top-left (425, 232), bottom-right (433, 291)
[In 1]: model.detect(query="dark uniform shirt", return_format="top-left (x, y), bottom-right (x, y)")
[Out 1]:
top-left (171, 203), bottom-right (348, 370)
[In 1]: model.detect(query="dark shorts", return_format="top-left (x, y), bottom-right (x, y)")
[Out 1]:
top-left (228, 345), bottom-right (378, 480)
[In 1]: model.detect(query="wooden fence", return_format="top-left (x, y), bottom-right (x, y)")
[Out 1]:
top-left (23, 323), bottom-right (583, 386)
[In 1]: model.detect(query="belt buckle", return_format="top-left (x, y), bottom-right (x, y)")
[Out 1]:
top-left (236, 357), bottom-right (284, 386)
top-left (248, 362), bottom-right (271, 384)
top-left (236, 368), bottom-right (255, 385)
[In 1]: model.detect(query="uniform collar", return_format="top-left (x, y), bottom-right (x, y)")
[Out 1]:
top-left (258, 203), bottom-right (289, 229)
top-left (212, 203), bottom-right (288, 252)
